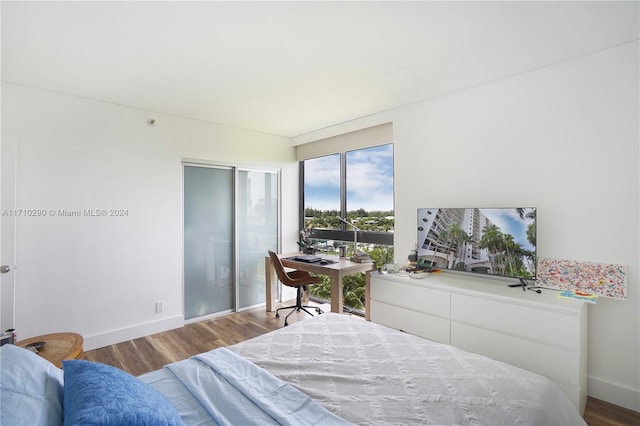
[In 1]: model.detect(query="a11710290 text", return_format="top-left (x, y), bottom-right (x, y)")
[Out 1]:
top-left (1, 209), bottom-right (129, 217)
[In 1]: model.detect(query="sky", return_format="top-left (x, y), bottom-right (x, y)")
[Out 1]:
top-left (480, 208), bottom-right (535, 251)
top-left (304, 144), bottom-right (394, 212)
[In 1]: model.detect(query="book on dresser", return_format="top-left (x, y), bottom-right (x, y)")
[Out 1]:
top-left (367, 272), bottom-right (588, 415)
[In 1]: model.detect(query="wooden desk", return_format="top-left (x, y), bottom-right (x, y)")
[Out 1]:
top-left (18, 332), bottom-right (83, 368)
top-left (266, 252), bottom-right (374, 313)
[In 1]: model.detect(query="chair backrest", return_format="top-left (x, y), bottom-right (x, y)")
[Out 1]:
top-left (268, 251), bottom-right (320, 288)
top-left (268, 250), bottom-right (295, 286)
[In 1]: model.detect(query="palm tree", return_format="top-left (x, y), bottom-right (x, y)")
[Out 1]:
top-left (460, 233), bottom-right (474, 265)
top-left (446, 222), bottom-right (466, 268)
top-left (429, 228), bottom-right (450, 268)
top-left (479, 224), bottom-right (504, 274)
top-left (503, 234), bottom-right (517, 275)
top-left (526, 208), bottom-right (536, 247)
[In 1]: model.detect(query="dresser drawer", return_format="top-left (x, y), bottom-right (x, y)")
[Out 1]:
top-left (370, 276), bottom-right (450, 318)
top-left (451, 322), bottom-right (581, 385)
top-left (451, 293), bottom-right (581, 349)
top-left (370, 300), bottom-right (450, 344)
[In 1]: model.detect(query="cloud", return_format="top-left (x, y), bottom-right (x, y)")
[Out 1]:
top-left (346, 145), bottom-right (393, 210)
top-left (304, 154), bottom-right (340, 189)
top-left (304, 144), bottom-right (394, 212)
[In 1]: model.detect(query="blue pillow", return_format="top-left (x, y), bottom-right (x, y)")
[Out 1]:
top-left (0, 344), bottom-right (64, 426)
top-left (62, 359), bottom-right (183, 426)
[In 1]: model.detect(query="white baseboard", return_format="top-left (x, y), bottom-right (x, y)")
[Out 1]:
top-left (82, 315), bottom-right (184, 351)
top-left (588, 375), bottom-right (640, 412)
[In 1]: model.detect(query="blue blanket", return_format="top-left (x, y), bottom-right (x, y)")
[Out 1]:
top-left (166, 347), bottom-right (349, 425)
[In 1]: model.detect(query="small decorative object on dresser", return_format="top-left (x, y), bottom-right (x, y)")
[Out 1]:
top-left (18, 332), bottom-right (83, 368)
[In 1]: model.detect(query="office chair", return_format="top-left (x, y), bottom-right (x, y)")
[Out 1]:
top-left (268, 250), bottom-right (323, 326)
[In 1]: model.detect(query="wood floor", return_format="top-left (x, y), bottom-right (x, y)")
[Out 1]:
top-left (84, 306), bottom-right (640, 426)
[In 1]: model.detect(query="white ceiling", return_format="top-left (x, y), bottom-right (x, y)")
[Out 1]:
top-left (2, 1), bottom-right (638, 138)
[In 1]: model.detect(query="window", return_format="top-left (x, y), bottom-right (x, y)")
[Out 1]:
top-left (300, 143), bottom-right (394, 313)
top-left (346, 144), bottom-right (394, 228)
top-left (302, 153), bottom-right (341, 225)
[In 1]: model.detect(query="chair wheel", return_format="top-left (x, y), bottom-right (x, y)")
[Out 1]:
top-left (284, 321), bottom-right (289, 326)
top-left (275, 312), bottom-right (280, 318)
top-left (316, 308), bottom-right (322, 314)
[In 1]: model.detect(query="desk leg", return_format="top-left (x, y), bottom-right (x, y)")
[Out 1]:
top-left (265, 257), bottom-right (276, 312)
top-left (330, 271), bottom-right (343, 313)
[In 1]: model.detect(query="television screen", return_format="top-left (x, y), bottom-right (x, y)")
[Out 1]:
top-left (417, 207), bottom-right (537, 280)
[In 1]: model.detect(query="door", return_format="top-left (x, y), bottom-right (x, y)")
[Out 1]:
top-left (237, 169), bottom-right (278, 309)
top-left (1, 137), bottom-right (17, 330)
top-left (183, 165), bottom-right (234, 320)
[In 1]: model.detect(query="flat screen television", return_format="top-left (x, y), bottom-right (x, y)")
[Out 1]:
top-left (417, 207), bottom-right (537, 280)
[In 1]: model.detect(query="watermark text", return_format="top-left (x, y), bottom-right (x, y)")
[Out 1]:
top-left (1, 209), bottom-right (129, 217)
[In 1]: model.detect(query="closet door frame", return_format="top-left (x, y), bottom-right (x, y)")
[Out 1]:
top-left (182, 160), bottom-right (280, 323)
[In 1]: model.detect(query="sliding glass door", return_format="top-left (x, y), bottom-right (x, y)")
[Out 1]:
top-left (184, 165), bottom-right (234, 320)
top-left (184, 164), bottom-right (279, 320)
top-left (237, 170), bottom-right (278, 309)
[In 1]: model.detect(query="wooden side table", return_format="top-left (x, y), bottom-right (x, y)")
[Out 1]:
top-left (18, 332), bottom-right (83, 368)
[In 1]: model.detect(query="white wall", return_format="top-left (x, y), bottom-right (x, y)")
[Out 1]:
top-left (1, 83), bottom-right (300, 350)
top-left (296, 42), bottom-right (640, 410)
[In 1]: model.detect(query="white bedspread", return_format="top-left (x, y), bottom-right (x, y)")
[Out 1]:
top-left (228, 313), bottom-right (586, 425)
top-left (142, 347), bottom-right (348, 425)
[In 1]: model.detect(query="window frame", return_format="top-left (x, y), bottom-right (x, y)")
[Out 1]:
top-left (299, 145), bottom-right (394, 247)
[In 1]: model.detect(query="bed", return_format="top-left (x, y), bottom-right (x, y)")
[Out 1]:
top-left (1, 313), bottom-right (586, 425)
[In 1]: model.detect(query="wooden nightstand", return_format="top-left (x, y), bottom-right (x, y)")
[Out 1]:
top-left (18, 332), bottom-right (83, 368)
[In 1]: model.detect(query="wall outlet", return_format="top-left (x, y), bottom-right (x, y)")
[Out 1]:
top-left (155, 301), bottom-right (164, 313)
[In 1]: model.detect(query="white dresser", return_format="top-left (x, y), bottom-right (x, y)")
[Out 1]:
top-left (367, 272), bottom-right (588, 414)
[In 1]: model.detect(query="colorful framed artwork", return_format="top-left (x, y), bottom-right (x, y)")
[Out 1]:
top-left (537, 257), bottom-right (626, 299)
